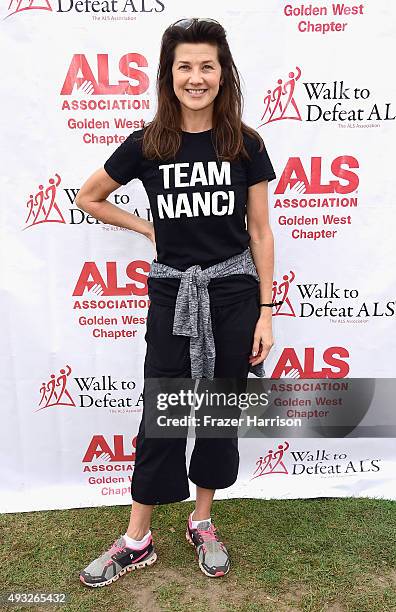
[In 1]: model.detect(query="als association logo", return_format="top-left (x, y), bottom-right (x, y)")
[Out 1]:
top-left (73, 260), bottom-right (150, 298)
top-left (272, 271), bottom-right (296, 317)
top-left (271, 347), bottom-right (349, 379)
top-left (251, 441), bottom-right (290, 478)
top-left (4, 0), bottom-right (165, 20)
top-left (5, 0), bottom-right (51, 20)
top-left (23, 173), bottom-right (66, 229)
top-left (251, 441), bottom-right (382, 479)
top-left (82, 434), bottom-right (139, 497)
top-left (61, 54), bottom-right (149, 98)
top-left (83, 434), bottom-right (137, 465)
top-left (272, 272), bottom-right (396, 323)
top-left (271, 154), bottom-right (359, 241)
top-left (72, 261), bottom-right (150, 339)
top-left (22, 176), bottom-right (151, 230)
top-left (275, 154), bottom-right (359, 196)
top-left (60, 53), bottom-right (150, 145)
top-left (35, 364), bottom-right (76, 412)
top-left (34, 365), bottom-right (142, 413)
top-left (258, 67), bottom-right (302, 128)
top-left (258, 66), bottom-right (395, 127)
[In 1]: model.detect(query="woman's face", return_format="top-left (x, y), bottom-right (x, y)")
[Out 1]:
top-left (172, 42), bottom-right (223, 114)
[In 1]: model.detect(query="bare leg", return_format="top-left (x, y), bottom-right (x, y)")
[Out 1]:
top-left (126, 500), bottom-right (155, 539)
top-left (192, 486), bottom-right (215, 520)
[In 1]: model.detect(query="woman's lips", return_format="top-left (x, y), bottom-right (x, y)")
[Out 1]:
top-left (185, 89), bottom-right (208, 97)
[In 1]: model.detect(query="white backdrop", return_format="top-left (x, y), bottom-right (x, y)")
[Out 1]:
top-left (1, 0), bottom-right (395, 513)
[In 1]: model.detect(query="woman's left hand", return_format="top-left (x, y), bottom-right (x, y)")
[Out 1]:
top-left (249, 316), bottom-right (274, 366)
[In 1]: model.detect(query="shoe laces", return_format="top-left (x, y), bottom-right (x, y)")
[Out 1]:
top-left (196, 523), bottom-right (227, 555)
top-left (101, 537), bottom-right (127, 568)
top-left (102, 537), bottom-right (126, 566)
top-left (109, 538), bottom-right (126, 554)
top-left (196, 523), bottom-right (219, 543)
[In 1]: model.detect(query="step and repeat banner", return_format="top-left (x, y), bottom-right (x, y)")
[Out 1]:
top-left (1, 1), bottom-right (395, 512)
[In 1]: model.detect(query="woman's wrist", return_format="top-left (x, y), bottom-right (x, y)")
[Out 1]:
top-left (259, 306), bottom-right (273, 321)
top-left (139, 219), bottom-right (154, 240)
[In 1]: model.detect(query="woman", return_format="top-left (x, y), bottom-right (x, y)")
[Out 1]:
top-left (77, 17), bottom-right (277, 587)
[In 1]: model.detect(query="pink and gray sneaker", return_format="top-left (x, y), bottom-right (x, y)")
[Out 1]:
top-left (186, 514), bottom-right (230, 577)
top-left (79, 534), bottom-right (157, 588)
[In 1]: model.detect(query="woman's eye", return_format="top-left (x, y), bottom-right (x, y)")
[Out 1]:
top-left (178, 65), bottom-right (213, 70)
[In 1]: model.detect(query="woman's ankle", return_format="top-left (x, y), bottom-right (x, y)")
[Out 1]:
top-left (126, 527), bottom-right (151, 540)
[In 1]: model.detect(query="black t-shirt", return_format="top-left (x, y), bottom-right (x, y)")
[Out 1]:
top-left (104, 127), bottom-right (276, 306)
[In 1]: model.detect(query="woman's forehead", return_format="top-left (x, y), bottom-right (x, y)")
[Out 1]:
top-left (173, 42), bottom-right (219, 62)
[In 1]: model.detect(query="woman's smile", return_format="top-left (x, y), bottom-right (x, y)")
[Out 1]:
top-left (185, 88), bottom-right (208, 97)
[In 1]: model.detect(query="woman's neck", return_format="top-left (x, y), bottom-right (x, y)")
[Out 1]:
top-left (180, 109), bottom-right (213, 133)
top-left (181, 123), bottom-right (213, 133)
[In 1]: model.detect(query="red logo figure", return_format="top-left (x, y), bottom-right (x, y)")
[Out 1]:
top-left (258, 67), bottom-right (302, 127)
top-left (36, 364), bottom-right (76, 412)
top-left (251, 441), bottom-right (290, 478)
top-left (5, 0), bottom-right (52, 20)
top-left (272, 271), bottom-right (296, 316)
top-left (24, 173), bottom-right (65, 229)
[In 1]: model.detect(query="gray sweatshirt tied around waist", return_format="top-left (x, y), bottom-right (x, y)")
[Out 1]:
top-left (148, 247), bottom-right (266, 380)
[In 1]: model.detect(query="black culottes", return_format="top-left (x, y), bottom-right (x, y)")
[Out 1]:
top-left (130, 292), bottom-right (260, 505)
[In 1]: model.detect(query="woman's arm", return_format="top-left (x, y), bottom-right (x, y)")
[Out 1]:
top-left (246, 180), bottom-right (274, 364)
top-left (75, 167), bottom-right (155, 242)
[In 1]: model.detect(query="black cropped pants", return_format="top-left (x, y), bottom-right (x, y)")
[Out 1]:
top-left (130, 293), bottom-right (260, 505)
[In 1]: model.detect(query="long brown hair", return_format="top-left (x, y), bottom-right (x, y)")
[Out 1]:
top-left (141, 18), bottom-right (265, 162)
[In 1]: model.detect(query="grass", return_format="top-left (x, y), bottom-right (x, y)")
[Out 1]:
top-left (0, 497), bottom-right (395, 611)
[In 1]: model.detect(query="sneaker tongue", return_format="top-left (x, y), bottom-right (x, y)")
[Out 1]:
top-left (197, 520), bottom-right (211, 529)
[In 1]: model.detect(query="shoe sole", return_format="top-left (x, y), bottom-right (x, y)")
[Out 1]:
top-left (185, 529), bottom-right (229, 578)
top-left (79, 551), bottom-right (157, 588)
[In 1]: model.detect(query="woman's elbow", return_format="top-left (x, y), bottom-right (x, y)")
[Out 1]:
top-left (248, 225), bottom-right (273, 245)
top-left (75, 190), bottom-right (95, 214)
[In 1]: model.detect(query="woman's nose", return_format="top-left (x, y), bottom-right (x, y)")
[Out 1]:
top-left (187, 70), bottom-right (204, 84)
